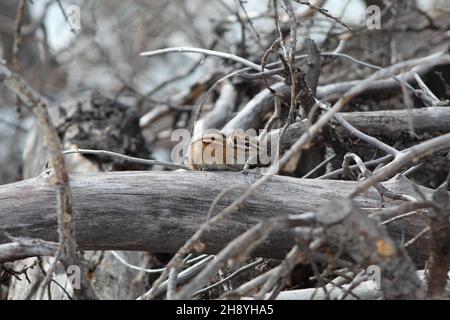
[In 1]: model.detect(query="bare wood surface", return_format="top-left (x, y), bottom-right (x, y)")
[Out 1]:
top-left (193, 82), bottom-right (237, 139)
top-left (263, 107), bottom-right (450, 154)
top-left (0, 171), bottom-right (430, 263)
top-left (0, 239), bottom-right (57, 263)
top-left (335, 107), bottom-right (450, 136)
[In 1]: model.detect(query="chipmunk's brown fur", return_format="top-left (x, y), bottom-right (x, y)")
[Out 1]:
top-left (187, 131), bottom-right (259, 171)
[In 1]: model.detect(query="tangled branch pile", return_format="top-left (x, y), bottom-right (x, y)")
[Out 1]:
top-left (1, 0), bottom-right (450, 300)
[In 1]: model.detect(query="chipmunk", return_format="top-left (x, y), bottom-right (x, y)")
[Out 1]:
top-left (187, 130), bottom-right (260, 171)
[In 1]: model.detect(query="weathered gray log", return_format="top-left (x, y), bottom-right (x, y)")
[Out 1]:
top-left (274, 107), bottom-right (450, 152)
top-left (0, 171), bottom-right (430, 264)
top-left (334, 107), bottom-right (450, 137)
top-left (0, 239), bottom-right (57, 263)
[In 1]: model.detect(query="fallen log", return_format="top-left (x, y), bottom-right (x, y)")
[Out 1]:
top-left (0, 171), bottom-right (430, 264)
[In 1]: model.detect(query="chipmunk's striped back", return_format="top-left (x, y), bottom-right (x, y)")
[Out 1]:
top-left (187, 131), bottom-right (260, 171)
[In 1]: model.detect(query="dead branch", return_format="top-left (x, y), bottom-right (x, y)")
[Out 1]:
top-left (0, 64), bottom-right (97, 300)
top-left (193, 82), bottom-right (237, 139)
top-left (349, 133), bottom-right (450, 197)
top-left (0, 238), bottom-right (58, 264)
top-left (140, 47), bottom-right (285, 82)
top-left (264, 107), bottom-right (450, 156)
top-left (223, 52), bottom-right (450, 132)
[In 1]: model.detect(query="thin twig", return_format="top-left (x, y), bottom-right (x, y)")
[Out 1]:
top-left (110, 251), bottom-right (165, 274)
top-left (317, 100), bottom-right (400, 157)
top-left (404, 227), bottom-right (430, 248)
top-left (349, 133), bottom-right (450, 198)
top-left (137, 255), bottom-right (214, 299)
top-left (302, 154), bottom-right (336, 178)
top-left (194, 258), bottom-right (263, 296)
top-left (12, 0), bottom-right (27, 69)
top-left (167, 268), bottom-right (178, 300)
top-left (292, 0), bottom-right (352, 32)
top-left (140, 47), bottom-right (285, 81)
top-left (63, 148), bottom-right (189, 170)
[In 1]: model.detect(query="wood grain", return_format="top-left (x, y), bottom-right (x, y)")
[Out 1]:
top-left (0, 171), bottom-right (429, 263)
